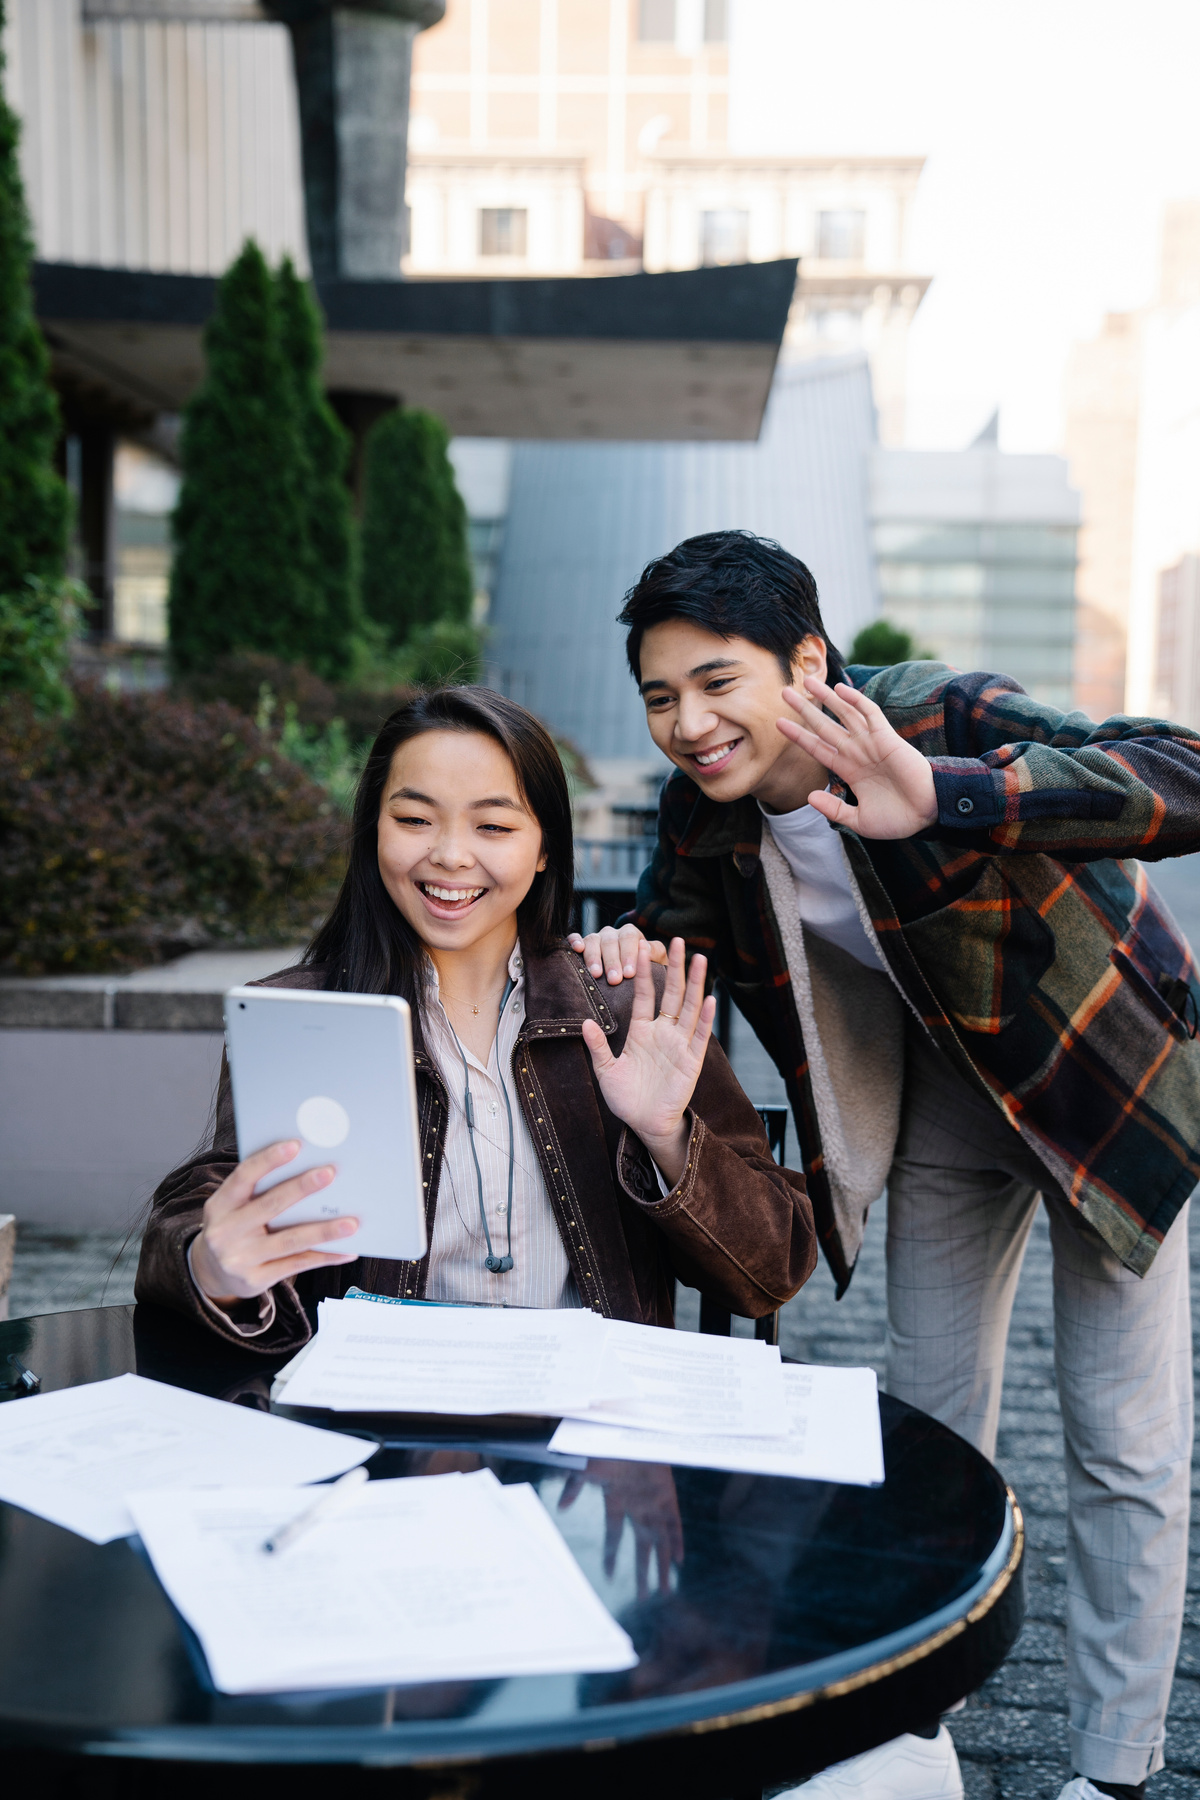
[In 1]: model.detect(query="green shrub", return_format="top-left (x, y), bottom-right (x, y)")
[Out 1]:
top-left (390, 617), bottom-right (484, 686)
top-left (169, 241), bottom-right (334, 678)
top-left (0, 5), bottom-right (69, 600)
top-left (177, 652), bottom-right (342, 732)
top-left (359, 408), bottom-right (473, 648)
top-left (0, 576), bottom-right (84, 714)
top-left (275, 259), bottom-right (358, 680)
top-left (173, 648), bottom-right (417, 755)
top-left (330, 679), bottom-right (419, 748)
top-left (177, 642), bottom-right (425, 746)
top-left (849, 620), bottom-right (936, 667)
top-left (0, 685), bottom-right (345, 973)
top-left (251, 684), bottom-right (363, 816)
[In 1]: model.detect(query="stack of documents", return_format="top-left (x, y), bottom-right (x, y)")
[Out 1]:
top-left (129, 1468), bottom-right (637, 1694)
top-left (0, 1373), bottom-right (374, 1543)
top-left (279, 1298), bottom-right (787, 1434)
top-left (550, 1364), bottom-right (885, 1487)
top-left (276, 1299), bottom-right (884, 1486)
top-left (278, 1299), bottom-right (615, 1417)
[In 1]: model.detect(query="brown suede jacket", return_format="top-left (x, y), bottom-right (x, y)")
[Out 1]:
top-left (136, 945), bottom-right (816, 1354)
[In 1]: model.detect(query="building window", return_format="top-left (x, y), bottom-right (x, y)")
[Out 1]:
top-left (872, 516), bottom-right (1079, 711)
top-left (817, 209), bottom-right (866, 261)
top-left (811, 305), bottom-right (863, 344)
top-left (479, 208), bottom-right (527, 258)
top-left (700, 208), bottom-right (749, 266)
top-left (1157, 557), bottom-right (1200, 725)
top-left (704, 0), bottom-right (728, 40)
top-left (639, 0), bottom-right (675, 42)
top-left (111, 441), bottom-right (179, 647)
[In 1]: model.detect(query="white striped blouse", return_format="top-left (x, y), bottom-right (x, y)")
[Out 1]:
top-left (422, 944), bottom-right (583, 1311)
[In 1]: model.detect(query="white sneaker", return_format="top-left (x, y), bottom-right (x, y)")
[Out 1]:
top-left (776, 1726), bottom-right (963, 1800)
top-left (1057, 1783), bottom-right (1120, 1800)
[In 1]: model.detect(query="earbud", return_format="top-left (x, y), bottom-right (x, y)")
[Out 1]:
top-left (448, 974), bottom-right (519, 1278)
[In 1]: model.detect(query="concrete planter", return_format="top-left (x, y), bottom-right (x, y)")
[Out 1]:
top-left (0, 949), bottom-right (301, 1231)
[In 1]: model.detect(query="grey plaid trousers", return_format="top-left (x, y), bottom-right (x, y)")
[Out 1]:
top-left (884, 1021), bottom-right (1193, 1785)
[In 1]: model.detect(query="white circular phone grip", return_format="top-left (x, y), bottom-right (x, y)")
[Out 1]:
top-left (296, 1095), bottom-right (350, 1148)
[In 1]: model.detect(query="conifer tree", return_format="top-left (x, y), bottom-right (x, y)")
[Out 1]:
top-left (169, 240), bottom-right (325, 675)
top-left (359, 407), bottom-right (474, 649)
top-left (0, 0), bottom-right (68, 598)
top-left (274, 258), bottom-right (357, 680)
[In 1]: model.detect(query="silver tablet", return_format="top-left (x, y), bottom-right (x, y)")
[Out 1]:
top-left (223, 986), bottom-right (427, 1263)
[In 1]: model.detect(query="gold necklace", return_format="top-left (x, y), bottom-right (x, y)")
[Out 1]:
top-left (434, 953), bottom-right (516, 1019)
top-left (439, 981), bottom-right (506, 1017)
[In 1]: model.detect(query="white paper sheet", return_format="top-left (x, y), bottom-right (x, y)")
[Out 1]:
top-left (549, 1364), bottom-right (884, 1485)
top-left (279, 1299), bottom-right (622, 1416)
top-left (0, 1373), bottom-right (376, 1543)
top-left (128, 1468), bottom-right (637, 1693)
top-left (557, 1318), bottom-right (788, 1438)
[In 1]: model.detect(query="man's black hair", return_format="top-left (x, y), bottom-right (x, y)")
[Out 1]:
top-left (618, 529), bottom-right (842, 683)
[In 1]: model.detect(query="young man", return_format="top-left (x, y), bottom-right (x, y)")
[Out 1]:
top-left (569, 529), bottom-right (1200, 1800)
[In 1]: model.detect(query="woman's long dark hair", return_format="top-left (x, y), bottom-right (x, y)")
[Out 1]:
top-left (306, 686), bottom-right (574, 1001)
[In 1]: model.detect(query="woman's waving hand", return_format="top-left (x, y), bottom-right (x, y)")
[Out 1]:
top-left (580, 937), bottom-right (716, 1188)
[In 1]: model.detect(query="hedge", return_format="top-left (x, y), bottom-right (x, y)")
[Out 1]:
top-left (0, 685), bottom-right (346, 973)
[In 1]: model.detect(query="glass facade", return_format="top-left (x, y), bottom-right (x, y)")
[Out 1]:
top-left (638, 0), bottom-right (675, 41)
top-left (817, 209), bottom-right (866, 261)
top-left (112, 441), bottom-right (179, 646)
top-left (704, 0), bottom-right (729, 41)
top-left (700, 208), bottom-right (749, 266)
top-left (873, 521), bottom-right (1078, 710)
top-left (479, 208), bottom-right (527, 258)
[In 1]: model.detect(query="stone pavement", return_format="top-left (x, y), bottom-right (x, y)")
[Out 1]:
top-left (7, 1224), bottom-right (138, 1321)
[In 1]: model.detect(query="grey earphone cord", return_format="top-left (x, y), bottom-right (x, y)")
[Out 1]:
top-left (448, 976), bottom-right (516, 1274)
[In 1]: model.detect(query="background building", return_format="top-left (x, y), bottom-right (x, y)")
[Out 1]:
top-left (870, 423), bottom-right (1080, 713)
top-left (486, 350), bottom-right (880, 795)
top-left (5, 1), bottom-right (306, 277)
top-left (1062, 197), bottom-right (1200, 718)
top-left (407, 0), bottom-right (930, 444)
top-left (1130, 206), bottom-right (1200, 715)
top-left (1156, 554), bottom-right (1200, 731)
top-left (4, 0), bottom-right (794, 658)
top-left (1061, 312), bottom-right (1139, 720)
top-left (4, 0), bottom-right (305, 648)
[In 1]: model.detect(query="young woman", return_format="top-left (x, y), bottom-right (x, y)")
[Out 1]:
top-left (137, 686), bottom-right (815, 1350)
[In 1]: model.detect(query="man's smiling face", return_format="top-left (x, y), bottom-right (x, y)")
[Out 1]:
top-left (637, 618), bottom-right (830, 811)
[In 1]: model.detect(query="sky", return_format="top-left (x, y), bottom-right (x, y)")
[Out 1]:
top-left (729, 0), bottom-right (1200, 454)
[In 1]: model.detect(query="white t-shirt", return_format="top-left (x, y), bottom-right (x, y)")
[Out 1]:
top-left (760, 801), bottom-right (885, 972)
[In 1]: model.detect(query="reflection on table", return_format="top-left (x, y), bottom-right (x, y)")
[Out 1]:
top-left (0, 1303), bottom-right (1023, 1800)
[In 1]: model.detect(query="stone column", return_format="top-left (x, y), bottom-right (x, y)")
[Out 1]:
top-left (266, 1), bottom-right (445, 282)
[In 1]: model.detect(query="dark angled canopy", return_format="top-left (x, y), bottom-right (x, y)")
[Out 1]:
top-left (33, 258), bottom-right (799, 442)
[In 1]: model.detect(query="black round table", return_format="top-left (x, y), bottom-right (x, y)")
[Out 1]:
top-left (0, 1305), bottom-right (1024, 1800)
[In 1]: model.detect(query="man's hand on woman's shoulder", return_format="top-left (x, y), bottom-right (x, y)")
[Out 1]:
top-left (567, 921), bottom-right (668, 985)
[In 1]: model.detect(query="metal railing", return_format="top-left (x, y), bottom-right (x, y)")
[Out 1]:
top-left (573, 837), bottom-right (657, 892)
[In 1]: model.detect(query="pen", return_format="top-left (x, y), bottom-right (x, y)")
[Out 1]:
top-left (262, 1464), bottom-right (369, 1556)
top-left (3, 1355), bottom-right (40, 1396)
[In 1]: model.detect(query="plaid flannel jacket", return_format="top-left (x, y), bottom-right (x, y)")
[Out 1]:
top-left (629, 661), bottom-right (1200, 1290)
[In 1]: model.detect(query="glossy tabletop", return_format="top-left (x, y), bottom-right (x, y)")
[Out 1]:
top-left (0, 1305), bottom-right (1024, 1800)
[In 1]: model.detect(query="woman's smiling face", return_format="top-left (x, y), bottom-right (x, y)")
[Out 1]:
top-left (377, 729), bottom-right (546, 955)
